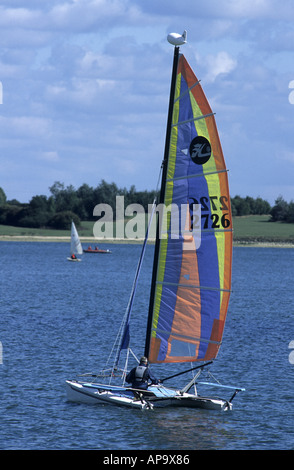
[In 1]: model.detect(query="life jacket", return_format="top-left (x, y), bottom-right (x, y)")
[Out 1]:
top-left (135, 365), bottom-right (147, 383)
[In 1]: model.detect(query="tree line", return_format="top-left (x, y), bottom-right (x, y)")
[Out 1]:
top-left (232, 195), bottom-right (294, 222)
top-left (0, 181), bottom-right (157, 230)
top-left (0, 181), bottom-right (292, 229)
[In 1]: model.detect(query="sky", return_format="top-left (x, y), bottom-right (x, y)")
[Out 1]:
top-left (0, 0), bottom-right (294, 205)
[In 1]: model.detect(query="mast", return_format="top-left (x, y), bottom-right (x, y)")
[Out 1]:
top-left (144, 45), bottom-right (180, 358)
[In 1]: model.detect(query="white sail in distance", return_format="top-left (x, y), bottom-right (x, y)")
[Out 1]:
top-left (70, 221), bottom-right (83, 255)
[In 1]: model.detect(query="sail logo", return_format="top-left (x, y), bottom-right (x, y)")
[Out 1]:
top-left (289, 81), bottom-right (294, 105)
top-left (189, 136), bottom-right (211, 165)
top-left (93, 196), bottom-right (201, 249)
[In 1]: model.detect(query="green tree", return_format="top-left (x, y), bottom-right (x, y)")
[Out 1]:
top-left (49, 181), bottom-right (83, 215)
top-left (0, 204), bottom-right (24, 225)
top-left (231, 196), bottom-right (251, 216)
top-left (252, 197), bottom-right (271, 215)
top-left (18, 195), bottom-right (56, 227)
top-left (93, 180), bottom-right (122, 218)
top-left (48, 211), bottom-right (80, 230)
top-left (76, 183), bottom-right (95, 219)
top-left (285, 201), bottom-right (294, 223)
top-left (270, 196), bottom-right (289, 222)
top-left (0, 187), bottom-right (7, 205)
top-left (49, 181), bottom-right (65, 198)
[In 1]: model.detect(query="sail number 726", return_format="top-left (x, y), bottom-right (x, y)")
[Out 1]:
top-left (189, 195), bottom-right (231, 230)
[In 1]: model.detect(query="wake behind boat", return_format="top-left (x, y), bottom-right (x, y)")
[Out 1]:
top-left (66, 31), bottom-right (244, 410)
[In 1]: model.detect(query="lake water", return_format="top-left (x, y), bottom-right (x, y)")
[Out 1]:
top-left (1, 241), bottom-right (294, 451)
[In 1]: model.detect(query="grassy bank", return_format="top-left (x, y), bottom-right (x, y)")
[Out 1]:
top-left (0, 215), bottom-right (293, 245)
top-left (0, 221), bottom-right (94, 238)
top-left (233, 215), bottom-right (294, 245)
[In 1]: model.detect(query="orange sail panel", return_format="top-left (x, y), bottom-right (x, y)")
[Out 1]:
top-left (147, 54), bottom-right (233, 364)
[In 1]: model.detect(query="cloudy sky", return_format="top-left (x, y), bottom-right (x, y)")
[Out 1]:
top-left (0, 0), bottom-right (294, 205)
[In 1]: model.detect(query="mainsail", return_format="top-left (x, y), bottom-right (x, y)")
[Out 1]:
top-left (145, 49), bottom-right (233, 364)
top-left (70, 221), bottom-right (83, 256)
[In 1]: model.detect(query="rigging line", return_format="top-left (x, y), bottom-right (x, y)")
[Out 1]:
top-left (167, 169), bottom-right (228, 182)
top-left (113, 200), bottom-right (156, 366)
top-left (121, 348), bottom-right (130, 385)
top-left (161, 361), bottom-right (213, 383)
top-left (174, 79), bottom-right (201, 103)
top-left (172, 112), bottom-right (215, 127)
top-left (109, 162), bottom-right (164, 372)
top-left (113, 174), bottom-right (162, 369)
top-left (156, 280), bottom-right (232, 293)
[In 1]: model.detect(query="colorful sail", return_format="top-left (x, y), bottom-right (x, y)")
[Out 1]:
top-left (145, 53), bottom-right (233, 364)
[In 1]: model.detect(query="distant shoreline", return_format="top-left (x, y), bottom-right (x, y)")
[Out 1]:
top-left (0, 235), bottom-right (293, 248)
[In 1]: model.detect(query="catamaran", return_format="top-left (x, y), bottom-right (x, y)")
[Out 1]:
top-left (67, 221), bottom-right (83, 262)
top-left (66, 31), bottom-right (244, 410)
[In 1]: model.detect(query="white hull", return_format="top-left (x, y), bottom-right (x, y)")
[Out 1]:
top-left (67, 257), bottom-right (82, 262)
top-left (65, 380), bottom-right (232, 411)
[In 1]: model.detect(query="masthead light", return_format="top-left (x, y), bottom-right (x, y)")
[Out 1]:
top-left (167, 30), bottom-right (187, 46)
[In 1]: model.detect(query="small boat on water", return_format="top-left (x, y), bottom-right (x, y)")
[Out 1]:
top-left (83, 246), bottom-right (111, 254)
top-left (66, 31), bottom-right (244, 410)
top-left (67, 221), bottom-right (83, 262)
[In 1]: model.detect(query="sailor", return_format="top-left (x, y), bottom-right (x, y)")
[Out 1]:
top-left (126, 356), bottom-right (159, 390)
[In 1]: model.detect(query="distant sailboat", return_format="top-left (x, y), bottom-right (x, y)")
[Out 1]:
top-left (67, 221), bottom-right (83, 262)
top-left (66, 32), bottom-right (244, 409)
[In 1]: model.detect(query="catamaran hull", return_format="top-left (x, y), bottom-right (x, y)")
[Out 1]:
top-left (65, 380), bottom-right (152, 409)
top-left (65, 380), bottom-right (232, 411)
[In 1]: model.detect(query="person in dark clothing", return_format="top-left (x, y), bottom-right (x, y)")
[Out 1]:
top-left (126, 356), bottom-right (159, 390)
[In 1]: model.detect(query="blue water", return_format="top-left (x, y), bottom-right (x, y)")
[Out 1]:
top-left (1, 241), bottom-right (294, 450)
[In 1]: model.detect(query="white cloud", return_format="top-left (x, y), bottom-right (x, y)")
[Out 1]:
top-left (47, 0), bottom-right (146, 32)
top-left (0, 6), bottom-right (41, 27)
top-left (0, 115), bottom-right (52, 138)
top-left (40, 151), bottom-right (60, 162)
top-left (222, 0), bottom-right (272, 18)
top-left (203, 51), bottom-right (237, 82)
